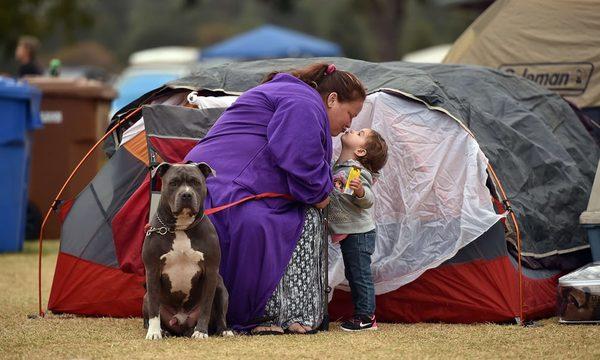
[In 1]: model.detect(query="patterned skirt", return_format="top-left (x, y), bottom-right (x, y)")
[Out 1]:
top-left (263, 207), bottom-right (326, 329)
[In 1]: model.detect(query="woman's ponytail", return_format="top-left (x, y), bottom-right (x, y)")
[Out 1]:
top-left (262, 62), bottom-right (366, 102)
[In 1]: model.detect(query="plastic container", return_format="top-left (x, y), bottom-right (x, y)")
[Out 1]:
top-left (558, 262), bottom-right (600, 323)
top-left (0, 77), bottom-right (42, 252)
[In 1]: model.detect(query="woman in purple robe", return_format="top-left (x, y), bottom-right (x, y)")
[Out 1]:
top-left (184, 63), bottom-right (366, 334)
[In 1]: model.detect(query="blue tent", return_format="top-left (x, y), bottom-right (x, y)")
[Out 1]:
top-left (201, 25), bottom-right (342, 59)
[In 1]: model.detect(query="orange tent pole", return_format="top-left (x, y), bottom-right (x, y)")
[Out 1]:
top-left (37, 107), bottom-right (142, 317)
top-left (487, 164), bottom-right (524, 325)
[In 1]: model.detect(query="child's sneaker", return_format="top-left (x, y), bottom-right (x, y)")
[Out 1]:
top-left (340, 314), bottom-right (378, 332)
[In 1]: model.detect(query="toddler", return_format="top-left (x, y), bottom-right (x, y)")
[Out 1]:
top-left (328, 128), bottom-right (388, 331)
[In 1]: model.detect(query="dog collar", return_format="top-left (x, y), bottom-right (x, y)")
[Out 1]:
top-left (145, 213), bottom-right (205, 237)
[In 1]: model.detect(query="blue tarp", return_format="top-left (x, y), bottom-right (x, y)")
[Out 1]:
top-left (201, 24), bottom-right (342, 59)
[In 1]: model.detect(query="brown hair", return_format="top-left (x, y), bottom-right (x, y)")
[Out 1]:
top-left (262, 62), bottom-right (366, 103)
top-left (358, 130), bottom-right (388, 173)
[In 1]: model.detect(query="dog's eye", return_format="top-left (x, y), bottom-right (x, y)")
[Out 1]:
top-left (169, 180), bottom-right (180, 187)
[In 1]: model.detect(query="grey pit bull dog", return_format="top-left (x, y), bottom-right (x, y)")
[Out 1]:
top-left (142, 162), bottom-right (232, 339)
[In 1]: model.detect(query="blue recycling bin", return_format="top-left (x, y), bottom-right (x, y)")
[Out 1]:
top-left (582, 224), bottom-right (600, 262)
top-left (0, 77), bottom-right (42, 252)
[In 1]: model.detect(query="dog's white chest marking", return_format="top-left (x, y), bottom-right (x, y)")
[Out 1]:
top-left (160, 231), bottom-right (204, 302)
top-left (175, 211), bottom-right (195, 230)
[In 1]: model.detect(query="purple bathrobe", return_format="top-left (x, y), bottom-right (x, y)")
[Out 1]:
top-left (184, 74), bottom-right (333, 328)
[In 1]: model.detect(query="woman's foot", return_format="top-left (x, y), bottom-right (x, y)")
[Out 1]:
top-left (250, 324), bottom-right (284, 335)
top-left (285, 322), bottom-right (317, 334)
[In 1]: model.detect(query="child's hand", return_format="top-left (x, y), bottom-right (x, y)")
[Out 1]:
top-left (350, 178), bottom-right (364, 198)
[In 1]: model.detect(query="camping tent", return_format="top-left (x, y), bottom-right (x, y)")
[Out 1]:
top-left (200, 24), bottom-right (342, 60)
top-left (443, 0), bottom-right (600, 121)
top-left (402, 44), bottom-right (452, 63)
top-left (47, 58), bottom-right (598, 323)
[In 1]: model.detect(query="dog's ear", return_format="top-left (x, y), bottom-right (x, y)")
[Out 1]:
top-left (152, 162), bottom-right (172, 179)
top-left (188, 161), bottom-right (216, 178)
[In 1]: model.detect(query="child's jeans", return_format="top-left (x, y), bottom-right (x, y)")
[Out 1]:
top-left (340, 229), bottom-right (376, 316)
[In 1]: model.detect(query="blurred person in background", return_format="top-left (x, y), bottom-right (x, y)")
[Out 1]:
top-left (13, 35), bottom-right (44, 239)
top-left (15, 35), bottom-right (43, 78)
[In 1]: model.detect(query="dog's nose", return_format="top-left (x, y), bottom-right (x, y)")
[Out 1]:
top-left (181, 192), bottom-right (193, 200)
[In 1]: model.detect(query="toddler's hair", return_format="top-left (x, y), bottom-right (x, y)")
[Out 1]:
top-left (358, 130), bottom-right (388, 173)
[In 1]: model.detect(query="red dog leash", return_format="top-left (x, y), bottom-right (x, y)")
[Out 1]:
top-left (144, 192), bottom-right (294, 233)
top-left (204, 192), bottom-right (293, 215)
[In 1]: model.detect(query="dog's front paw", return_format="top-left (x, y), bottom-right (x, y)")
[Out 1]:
top-left (145, 329), bottom-right (162, 340)
top-left (145, 317), bottom-right (162, 340)
top-left (221, 330), bottom-right (234, 337)
top-left (191, 331), bottom-right (208, 339)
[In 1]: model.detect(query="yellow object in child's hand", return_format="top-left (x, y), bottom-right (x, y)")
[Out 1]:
top-left (343, 166), bottom-right (361, 195)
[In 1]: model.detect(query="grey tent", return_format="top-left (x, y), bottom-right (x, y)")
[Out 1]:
top-left (49, 58), bottom-right (597, 323)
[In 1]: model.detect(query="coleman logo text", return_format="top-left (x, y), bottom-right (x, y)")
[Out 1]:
top-left (499, 62), bottom-right (593, 95)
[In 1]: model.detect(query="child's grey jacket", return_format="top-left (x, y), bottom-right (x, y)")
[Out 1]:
top-left (328, 159), bottom-right (376, 234)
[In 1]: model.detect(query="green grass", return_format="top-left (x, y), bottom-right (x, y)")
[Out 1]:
top-left (0, 241), bottom-right (598, 359)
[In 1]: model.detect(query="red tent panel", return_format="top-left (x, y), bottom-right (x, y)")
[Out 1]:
top-left (112, 174), bottom-right (151, 276)
top-left (329, 256), bottom-right (558, 323)
top-left (48, 252), bottom-right (145, 317)
top-left (148, 137), bottom-right (198, 163)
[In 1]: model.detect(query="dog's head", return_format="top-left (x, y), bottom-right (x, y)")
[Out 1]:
top-left (153, 162), bottom-right (216, 217)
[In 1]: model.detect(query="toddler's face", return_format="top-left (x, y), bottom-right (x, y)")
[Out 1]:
top-left (341, 128), bottom-right (372, 151)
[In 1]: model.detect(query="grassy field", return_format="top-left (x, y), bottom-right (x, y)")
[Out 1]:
top-left (0, 241), bottom-right (598, 359)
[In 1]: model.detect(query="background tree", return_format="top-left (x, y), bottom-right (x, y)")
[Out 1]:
top-left (0, 0), bottom-right (485, 76)
top-left (356, 0), bottom-right (406, 61)
top-left (0, 0), bottom-right (93, 73)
